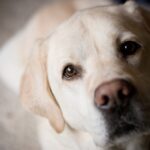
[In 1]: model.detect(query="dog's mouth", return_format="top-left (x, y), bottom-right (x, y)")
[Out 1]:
top-left (101, 98), bottom-right (149, 141)
top-left (94, 79), bottom-right (148, 140)
top-left (107, 111), bottom-right (143, 140)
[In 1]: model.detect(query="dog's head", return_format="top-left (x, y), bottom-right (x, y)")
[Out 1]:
top-left (21, 1), bottom-right (150, 148)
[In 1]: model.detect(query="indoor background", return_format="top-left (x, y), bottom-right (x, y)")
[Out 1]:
top-left (0, 0), bottom-right (149, 150)
top-left (0, 0), bottom-right (49, 150)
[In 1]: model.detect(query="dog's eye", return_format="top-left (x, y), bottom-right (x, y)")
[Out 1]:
top-left (62, 64), bottom-right (81, 80)
top-left (119, 41), bottom-right (141, 58)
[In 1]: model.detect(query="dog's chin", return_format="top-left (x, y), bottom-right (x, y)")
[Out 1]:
top-left (108, 126), bottom-right (150, 149)
top-left (94, 123), bottom-right (149, 149)
top-left (91, 113), bottom-right (150, 150)
top-left (108, 118), bottom-right (144, 140)
top-left (108, 123), bottom-right (144, 143)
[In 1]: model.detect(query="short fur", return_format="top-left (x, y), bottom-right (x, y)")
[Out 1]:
top-left (0, 1), bottom-right (150, 150)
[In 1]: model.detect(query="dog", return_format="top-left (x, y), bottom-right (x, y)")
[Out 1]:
top-left (0, 0), bottom-right (150, 150)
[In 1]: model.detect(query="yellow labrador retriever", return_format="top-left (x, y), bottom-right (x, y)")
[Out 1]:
top-left (0, 0), bottom-right (150, 150)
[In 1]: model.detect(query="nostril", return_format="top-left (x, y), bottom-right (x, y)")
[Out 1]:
top-left (101, 95), bottom-right (110, 106)
top-left (95, 94), bottom-right (112, 110)
top-left (118, 81), bottom-right (136, 101)
top-left (118, 88), bottom-right (129, 100)
top-left (120, 87), bottom-right (129, 96)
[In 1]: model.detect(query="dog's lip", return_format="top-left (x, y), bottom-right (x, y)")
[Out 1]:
top-left (107, 112), bottom-right (149, 142)
top-left (106, 123), bottom-right (150, 148)
top-left (101, 95), bottom-right (150, 146)
top-left (109, 122), bottom-right (137, 138)
top-left (103, 105), bottom-right (145, 140)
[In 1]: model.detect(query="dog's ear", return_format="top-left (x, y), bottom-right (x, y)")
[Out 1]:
top-left (124, 0), bottom-right (139, 14)
top-left (124, 1), bottom-right (150, 31)
top-left (20, 40), bottom-right (65, 133)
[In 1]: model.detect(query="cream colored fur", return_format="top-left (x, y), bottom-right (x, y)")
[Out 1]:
top-left (0, 1), bottom-right (150, 150)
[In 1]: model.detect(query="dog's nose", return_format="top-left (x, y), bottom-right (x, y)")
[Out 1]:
top-left (94, 79), bottom-right (136, 110)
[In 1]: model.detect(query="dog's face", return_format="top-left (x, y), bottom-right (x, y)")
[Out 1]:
top-left (21, 1), bottom-right (150, 148)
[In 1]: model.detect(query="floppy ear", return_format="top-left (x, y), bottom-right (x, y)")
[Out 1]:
top-left (20, 40), bottom-right (65, 133)
top-left (124, 0), bottom-right (139, 14)
top-left (124, 1), bottom-right (150, 30)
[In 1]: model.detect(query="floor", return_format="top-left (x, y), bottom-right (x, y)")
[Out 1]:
top-left (0, 0), bottom-right (49, 149)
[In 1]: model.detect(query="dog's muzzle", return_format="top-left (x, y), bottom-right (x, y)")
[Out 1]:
top-left (94, 79), bottom-right (143, 139)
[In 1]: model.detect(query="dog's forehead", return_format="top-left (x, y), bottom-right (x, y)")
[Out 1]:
top-left (52, 5), bottom-right (126, 38)
top-left (48, 5), bottom-right (140, 63)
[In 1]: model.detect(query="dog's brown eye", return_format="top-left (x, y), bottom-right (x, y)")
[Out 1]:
top-left (119, 41), bottom-right (141, 58)
top-left (63, 64), bottom-right (80, 80)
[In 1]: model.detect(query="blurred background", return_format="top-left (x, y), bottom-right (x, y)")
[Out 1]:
top-left (0, 0), bottom-right (149, 150)
top-left (0, 0), bottom-right (50, 46)
top-left (0, 0), bottom-right (49, 150)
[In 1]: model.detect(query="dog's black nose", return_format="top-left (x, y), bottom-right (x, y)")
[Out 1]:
top-left (94, 79), bottom-right (136, 110)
